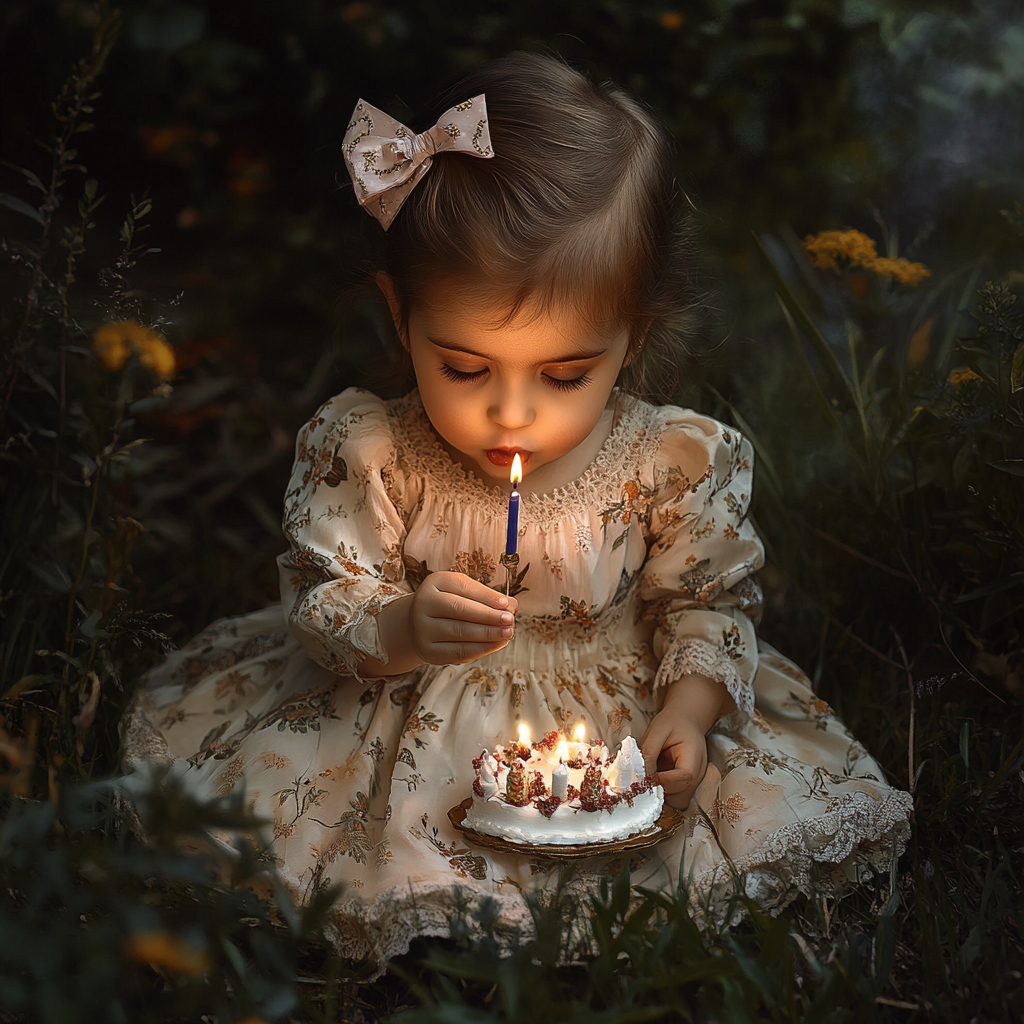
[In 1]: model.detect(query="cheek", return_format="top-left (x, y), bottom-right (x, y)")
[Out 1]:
top-left (417, 379), bottom-right (475, 443)
top-left (546, 396), bottom-right (604, 448)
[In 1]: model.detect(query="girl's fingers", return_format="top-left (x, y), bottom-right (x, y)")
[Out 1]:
top-left (655, 766), bottom-right (702, 811)
top-left (429, 619), bottom-right (513, 644)
top-left (431, 572), bottom-right (518, 615)
top-left (427, 639), bottom-right (511, 664)
top-left (429, 590), bottom-right (516, 628)
top-left (639, 720), bottom-right (670, 780)
top-left (654, 767), bottom-right (698, 794)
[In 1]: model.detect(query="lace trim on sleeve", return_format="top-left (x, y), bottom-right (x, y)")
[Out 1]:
top-left (291, 587), bottom-right (403, 681)
top-left (654, 637), bottom-right (754, 719)
top-left (344, 596), bottom-right (389, 665)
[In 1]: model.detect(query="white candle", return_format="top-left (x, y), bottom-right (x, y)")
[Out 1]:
top-left (552, 759), bottom-right (568, 800)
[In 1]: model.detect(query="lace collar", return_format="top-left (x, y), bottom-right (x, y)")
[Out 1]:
top-left (385, 389), bottom-right (661, 521)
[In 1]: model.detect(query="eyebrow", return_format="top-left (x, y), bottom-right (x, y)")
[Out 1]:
top-left (426, 338), bottom-right (608, 363)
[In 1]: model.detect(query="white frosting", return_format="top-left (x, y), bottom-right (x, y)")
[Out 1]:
top-left (466, 734), bottom-right (664, 846)
top-left (465, 784), bottom-right (663, 845)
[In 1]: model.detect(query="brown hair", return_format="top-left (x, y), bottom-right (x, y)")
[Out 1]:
top-left (370, 51), bottom-right (698, 399)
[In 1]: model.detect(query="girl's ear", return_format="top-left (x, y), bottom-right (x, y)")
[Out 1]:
top-left (376, 272), bottom-right (409, 350)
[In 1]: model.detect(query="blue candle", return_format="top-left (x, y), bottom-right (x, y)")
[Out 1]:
top-left (505, 484), bottom-right (519, 556)
top-left (504, 452), bottom-right (522, 556)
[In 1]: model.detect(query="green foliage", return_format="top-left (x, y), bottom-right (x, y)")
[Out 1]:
top-left (0, 775), bottom-right (337, 1023)
top-left (746, 230), bottom-right (1023, 644)
top-left (0, 3), bottom-right (177, 792)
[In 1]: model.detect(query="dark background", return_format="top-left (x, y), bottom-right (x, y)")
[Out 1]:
top-left (1, 3), bottom-right (1022, 1021)
top-left (3, 0), bottom-right (1020, 637)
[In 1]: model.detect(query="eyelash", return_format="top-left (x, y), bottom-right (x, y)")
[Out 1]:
top-left (439, 364), bottom-right (486, 384)
top-left (438, 364), bottom-right (593, 393)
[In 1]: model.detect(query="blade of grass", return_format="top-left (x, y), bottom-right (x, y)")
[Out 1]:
top-left (936, 263), bottom-right (984, 370)
top-left (846, 320), bottom-right (880, 486)
top-left (752, 232), bottom-right (862, 418)
top-left (775, 295), bottom-right (868, 478)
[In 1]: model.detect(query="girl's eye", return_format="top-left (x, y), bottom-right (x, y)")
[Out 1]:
top-left (439, 364), bottom-right (487, 383)
top-left (544, 372), bottom-right (593, 393)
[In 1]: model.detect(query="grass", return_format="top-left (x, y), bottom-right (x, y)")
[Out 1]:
top-left (1, 6), bottom-right (1022, 1022)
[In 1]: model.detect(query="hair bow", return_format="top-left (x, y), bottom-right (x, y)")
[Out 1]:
top-left (342, 94), bottom-right (494, 230)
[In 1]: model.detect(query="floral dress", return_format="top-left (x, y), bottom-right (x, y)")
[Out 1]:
top-left (121, 387), bottom-right (913, 969)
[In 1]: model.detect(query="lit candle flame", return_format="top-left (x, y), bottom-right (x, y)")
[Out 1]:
top-left (517, 721), bottom-right (531, 746)
top-left (572, 722), bottom-right (586, 743)
top-left (555, 739), bottom-right (569, 761)
top-left (510, 452), bottom-right (522, 486)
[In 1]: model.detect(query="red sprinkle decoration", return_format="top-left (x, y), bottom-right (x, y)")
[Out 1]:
top-left (533, 796), bottom-right (562, 819)
top-left (534, 730), bottom-right (561, 753)
top-left (528, 770), bottom-right (547, 798)
top-left (580, 764), bottom-right (603, 811)
top-left (505, 762), bottom-right (529, 806)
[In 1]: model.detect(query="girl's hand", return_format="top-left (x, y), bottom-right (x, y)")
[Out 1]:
top-left (409, 571), bottom-right (517, 665)
top-left (640, 706), bottom-right (709, 811)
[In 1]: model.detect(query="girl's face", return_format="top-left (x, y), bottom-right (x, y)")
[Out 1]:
top-left (382, 276), bottom-right (631, 489)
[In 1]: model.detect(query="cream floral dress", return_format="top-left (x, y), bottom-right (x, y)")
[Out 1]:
top-left (121, 387), bottom-right (913, 969)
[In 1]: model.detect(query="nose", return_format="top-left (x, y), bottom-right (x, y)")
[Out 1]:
top-left (488, 380), bottom-right (535, 431)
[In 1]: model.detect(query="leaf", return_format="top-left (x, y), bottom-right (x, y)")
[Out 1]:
top-left (2, 675), bottom-right (42, 701)
top-left (0, 158), bottom-right (47, 193)
top-left (988, 460), bottom-right (1024, 477)
top-left (954, 573), bottom-right (1024, 603)
top-left (0, 192), bottom-right (44, 225)
top-left (1012, 342), bottom-right (1024, 392)
top-left (952, 441), bottom-right (974, 488)
top-left (36, 649), bottom-right (82, 669)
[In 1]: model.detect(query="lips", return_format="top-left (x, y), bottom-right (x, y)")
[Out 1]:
top-left (485, 448), bottom-right (530, 467)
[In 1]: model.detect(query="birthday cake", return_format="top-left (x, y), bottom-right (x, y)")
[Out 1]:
top-left (464, 729), bottom-right (664, 846)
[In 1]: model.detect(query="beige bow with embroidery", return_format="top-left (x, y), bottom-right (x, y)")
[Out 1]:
top-left (342, 94), bottom-right (494, 230)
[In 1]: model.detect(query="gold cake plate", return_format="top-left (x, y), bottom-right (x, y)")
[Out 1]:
top-left (447, 797), bottom-right (687, 860)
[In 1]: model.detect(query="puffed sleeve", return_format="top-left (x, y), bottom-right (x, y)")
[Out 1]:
top-left (277, 388), bottom-right (418, 677)
top-left (639, 408), bottom-right (766, 729)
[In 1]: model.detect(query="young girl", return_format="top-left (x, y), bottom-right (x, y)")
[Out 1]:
top-left (121, 52), bottom-right (913, 971)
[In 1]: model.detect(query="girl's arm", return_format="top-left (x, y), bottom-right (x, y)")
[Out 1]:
top-left (637, 411), bottom-right (766, 809)
top-left (357, 572), bottom-right (517, 677)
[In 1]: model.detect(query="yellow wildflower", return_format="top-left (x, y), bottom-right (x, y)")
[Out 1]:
top-left (91, 321), bottom-right (132, 371)
top-left (92, 320), bottom-right (176, 379)
top-left (870, 256), bottom-right (932, 287)
top-left (125, 929), bottom-right (211, 976)
top-left (802, 229), bottom-right (931, 287)
top-left (947, 367), bottom-right (980, 388)
top-left (802, 229), bottom-right (879, 271)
